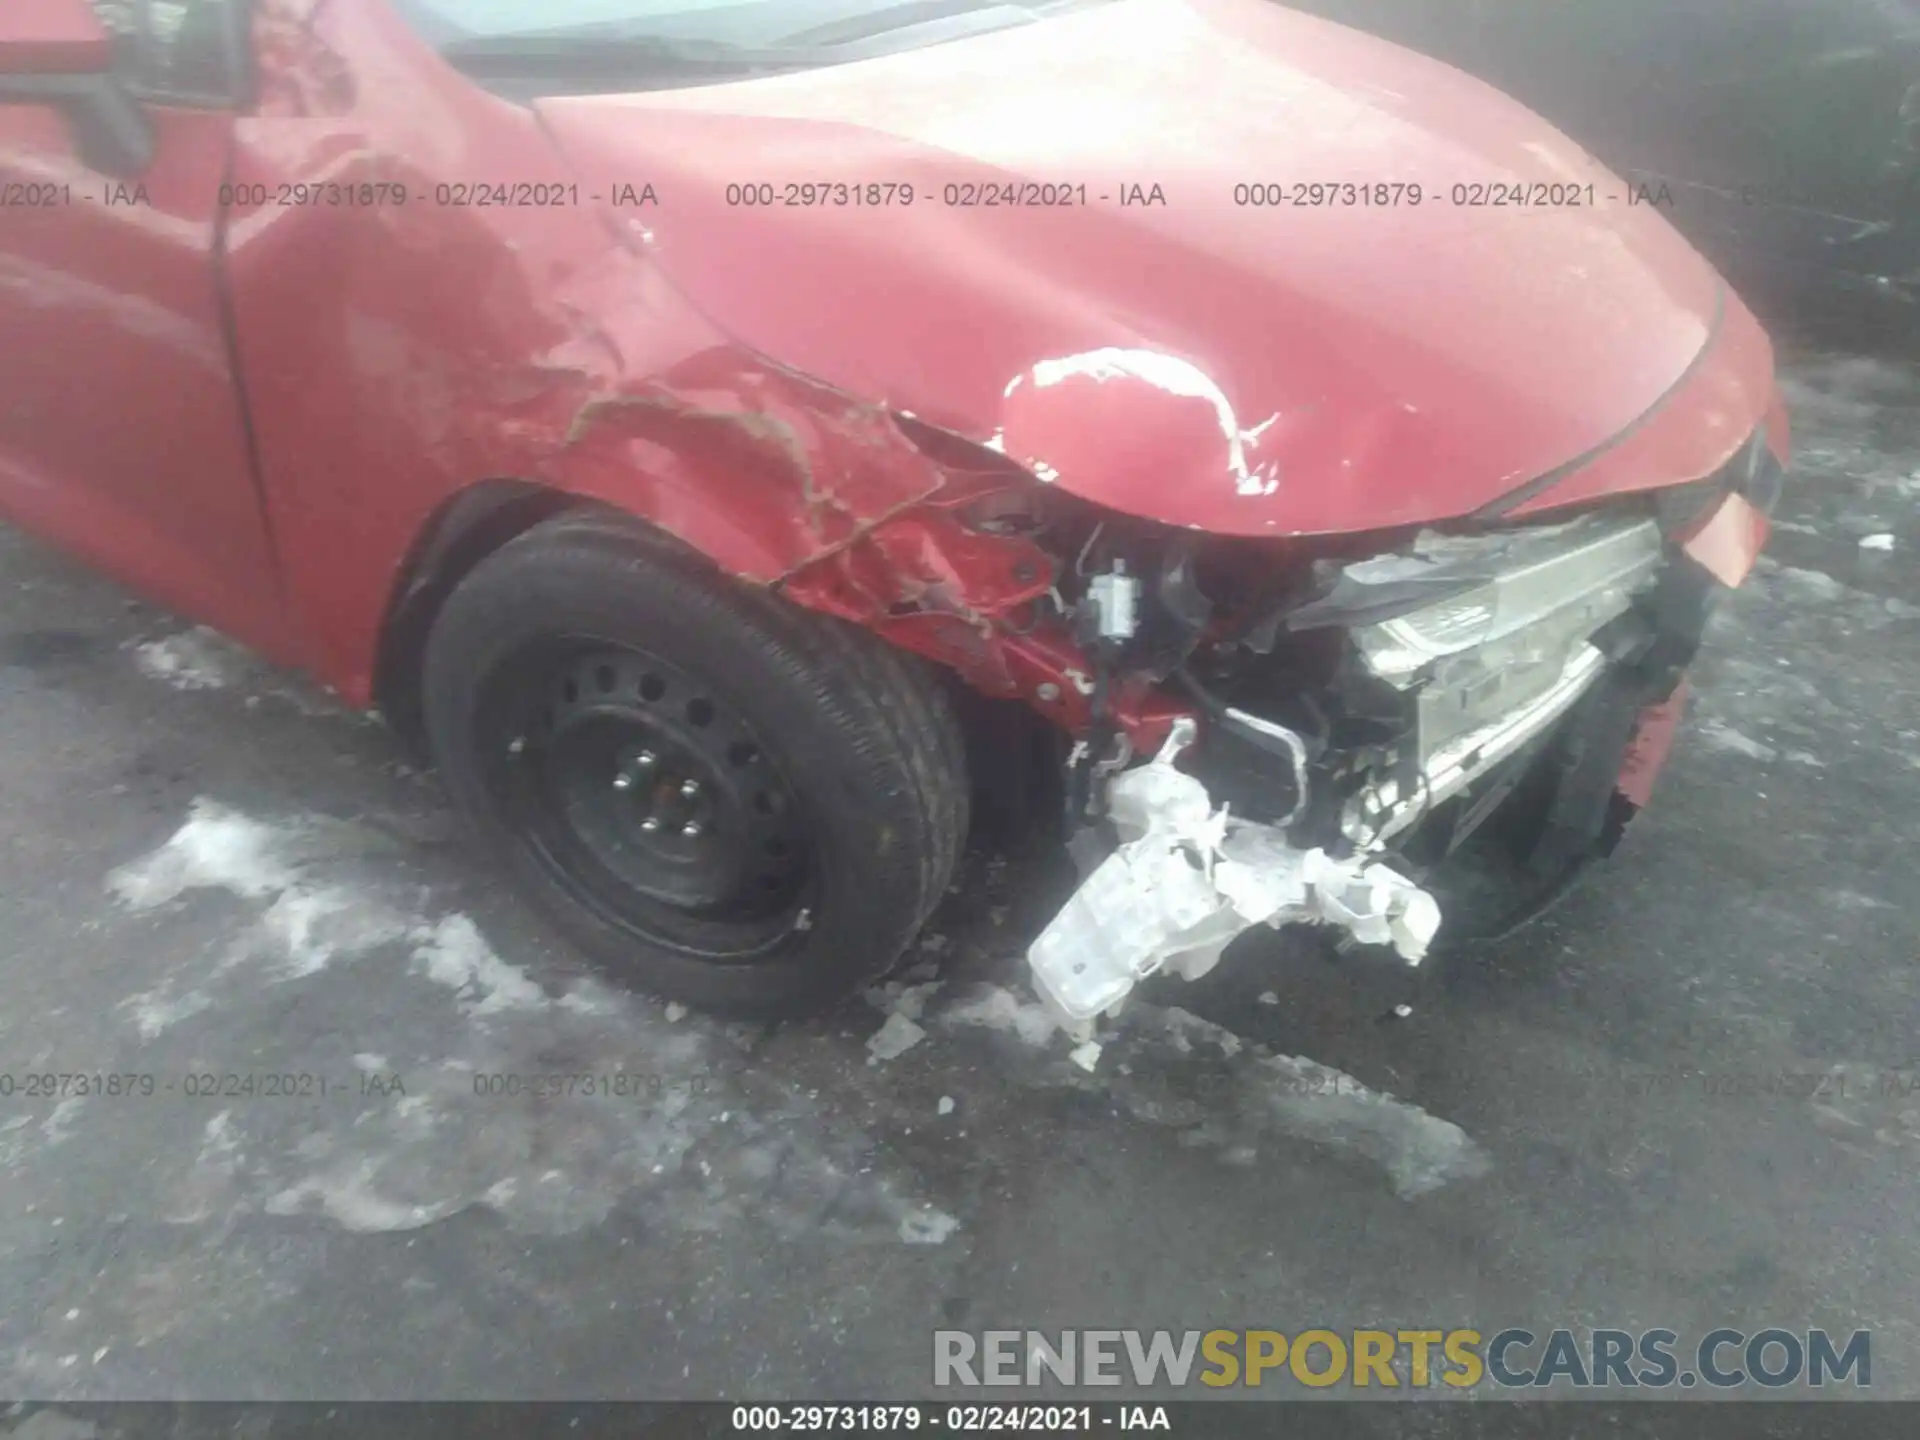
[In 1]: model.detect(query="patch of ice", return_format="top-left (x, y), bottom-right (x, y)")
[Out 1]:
top-left (867, 978), bottom-right (944, 1022)
top-left (1780, 356), bottom-right (1920, 404)
top-left (1833, 891), bottom-right (1895, 911)
top-left (108, 800), bottom-right (301, 908)
top-left (558, 986), bottom-right (622, 1016)
top-left (939, 983), bottom-right (1060, 1047)
top-left (1250, 1050), bottom-right (1492, 1197)
top-left (106, 800), bottom-right (542, 1006)
top-left (127, 627), bottom-right (348, 716)
top-left (111, 802), bottom-right (409, 977)
top-left (409, 914), bottom-right (545, 1015)
top-left (1859, 532), bottom-right (1896, 551)
top-left (1766, 564), bottom-right (1848, 603)
top-left (104, 800), bottom-right (960, 1250)
top-left (1093, 1004), bottom-right (1490, 1199)
top-left (167, 1109), bottom-right (245, 1224)
top-left (121, 987), bottom-right (212, 1039)
top-left (40, 1097), bottom-right (86, 1146)
top-left (898, 1206), bottom-right (960, 1245)
top-left (128, 628), bottom-right (242, 691)
top-left (265, 1160), bottom-right (459, 1233)
top-left (201, 1110), bottom-right (237, 1152)
top-left (1068, 1040), bottom-right (1103, 1073)
top-left (867, 1012), bottom-right (927, 1063)
top-left (936, 1095), bottom-right (955, 1116)
top-left (1157, 1006), bottom-right (1245, 1058)
top-left (262, 885), bottom-right (408, 979)
top-left (0, 1115), bottom-right (34, 1172)
top-left (1696, 719), bottom-right (1778, 762)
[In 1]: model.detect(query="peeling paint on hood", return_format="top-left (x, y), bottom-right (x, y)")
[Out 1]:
top-left (1004, 348), bottom-right (1282, 497)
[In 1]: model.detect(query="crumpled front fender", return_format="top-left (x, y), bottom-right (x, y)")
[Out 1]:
top-left (511, 251), bottom-right (1086, 708)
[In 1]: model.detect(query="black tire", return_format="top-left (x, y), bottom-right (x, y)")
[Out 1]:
top-left (421, 511), bottom-right (969, 1017)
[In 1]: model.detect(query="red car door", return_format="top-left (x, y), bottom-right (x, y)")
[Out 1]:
top-left (0, 0), bottom-right (296, 665)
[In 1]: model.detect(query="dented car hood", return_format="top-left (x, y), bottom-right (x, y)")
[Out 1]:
top-left (535, 0), bottom-right (1778, 536)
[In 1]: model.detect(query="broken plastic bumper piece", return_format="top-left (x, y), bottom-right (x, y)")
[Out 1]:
top-left (1026, 720), bottom-right (1440, 1030)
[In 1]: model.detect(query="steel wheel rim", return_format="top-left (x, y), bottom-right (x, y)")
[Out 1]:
top-left (480, 637), bottom-right (815, 962)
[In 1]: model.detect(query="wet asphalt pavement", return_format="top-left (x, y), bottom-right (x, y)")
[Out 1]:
top-left (0, 349), bottom-right (1916, 1415)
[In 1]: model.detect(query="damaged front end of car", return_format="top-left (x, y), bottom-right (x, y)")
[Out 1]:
top-left (508, 0), bottom-right (1794, 1020)
top-left (539, 315), bottom-right (1780, 1031)
top-left (970, 430), bottom-right (1785, 1033)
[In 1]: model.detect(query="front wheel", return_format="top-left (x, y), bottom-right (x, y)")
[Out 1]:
top-left (421, 513), bottom-right (969, 1017)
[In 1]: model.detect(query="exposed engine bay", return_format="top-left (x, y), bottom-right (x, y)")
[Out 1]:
top-left (983, 432), bottom-right (1778, 1031)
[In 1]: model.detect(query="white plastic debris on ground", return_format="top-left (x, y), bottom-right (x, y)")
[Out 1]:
top-left (1026, 719), bottom-right (1441, 1031)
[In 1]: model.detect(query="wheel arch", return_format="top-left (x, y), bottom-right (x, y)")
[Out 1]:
top-left (371, 480), bottom-right (672, 753)
top-left (371, 459), bottom-right (1047, 785)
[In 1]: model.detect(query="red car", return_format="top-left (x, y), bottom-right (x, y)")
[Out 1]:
top-left (0, 0), bottom-right (1785, 1016)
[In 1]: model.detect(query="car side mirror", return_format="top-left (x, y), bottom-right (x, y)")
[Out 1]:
top-left (0, 0), bottom-right (154, 177)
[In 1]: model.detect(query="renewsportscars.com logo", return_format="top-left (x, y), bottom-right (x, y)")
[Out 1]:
top-left (933, 1328), bottom-right (1871, 1391)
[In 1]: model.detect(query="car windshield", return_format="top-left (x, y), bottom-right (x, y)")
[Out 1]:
top-left (391, 0), bottom-right (1101, 89)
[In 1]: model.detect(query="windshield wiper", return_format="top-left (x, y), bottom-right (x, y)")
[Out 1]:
top-left (438, 32), bottom-right (841, 78)
top-left (770, 0), bottom-right (1027, 47)
top-left (436, 0), bottom-right (1107, 83)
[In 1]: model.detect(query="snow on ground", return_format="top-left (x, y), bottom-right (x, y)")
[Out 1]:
top-left (88, 798), bottom-right (961, 1249)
